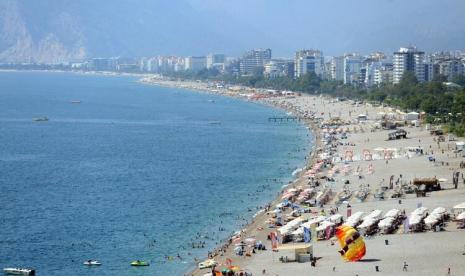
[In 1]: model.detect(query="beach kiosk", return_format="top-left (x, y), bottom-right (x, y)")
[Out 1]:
top-left (357, 114), bottom-right (367, 122)
top-left (276, 243), bottom-right (313, 263)
top-left (405, 112), bottom-right (420, 121)
top-left (455, 141), bottom-right (465, 157)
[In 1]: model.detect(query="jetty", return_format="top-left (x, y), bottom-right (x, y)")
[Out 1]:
top-left (268, 116), bottom-right (303, 122)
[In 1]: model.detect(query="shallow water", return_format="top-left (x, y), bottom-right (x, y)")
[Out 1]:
top-left (0, 71), bottom-right (312, 275)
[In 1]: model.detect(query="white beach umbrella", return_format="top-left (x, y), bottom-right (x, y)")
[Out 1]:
top-left (456, 212), bottom-right (465, 220)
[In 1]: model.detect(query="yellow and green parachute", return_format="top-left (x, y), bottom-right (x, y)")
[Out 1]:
top-left (335, 225), bottom-right (366, 262)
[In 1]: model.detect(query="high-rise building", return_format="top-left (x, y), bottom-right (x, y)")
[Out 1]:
top-left (330, 56), bottom-right (344, 81)
top-left (438, 59), bottom-right (464, 80)
top-left (343, 54), bottom-right (363, 85)
top-left (374, 65), bottom-right (394, 86)
top-left (184, 56), bottom-right (207, 71)
top-left (206, 54), bottom-right (226, 70)
top-left (89, 58), bottom-right (110, 71)
top-left (393, 46), bottom-right (425, 84)
top-left (147, 57), bottom-right (159, 72)
top-left (264, 59), bottom-right (294, 79)
top-left (294, 49), bottom-right (324, 78)
top-left (239, 49), bottom-right (272, 75)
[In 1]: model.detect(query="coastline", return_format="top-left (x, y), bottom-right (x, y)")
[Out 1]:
top-left (140, 76), bottom-right (465, 276)
top-left (4, 70), bottom-right (464, 275)
top-left (139, 76), bottom-right (322, 275)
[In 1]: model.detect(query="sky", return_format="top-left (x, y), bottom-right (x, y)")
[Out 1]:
top-left (3, 0), bottom-right (465, 59)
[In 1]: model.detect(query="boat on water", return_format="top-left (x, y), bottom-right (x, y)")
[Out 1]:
top-left (32, 116), bottom-right (49, 122)
top-left (130, 260), bottom-right (149, 266)
top-left (83, 260), bottom-right (101, 266)
top-left (70, 100), bottom-right (81, 104)
top-left (3, 268), bottom-right (35, 275)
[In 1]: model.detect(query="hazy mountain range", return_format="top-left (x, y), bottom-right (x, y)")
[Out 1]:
top-left (1, 0), bottom-right (465, 63)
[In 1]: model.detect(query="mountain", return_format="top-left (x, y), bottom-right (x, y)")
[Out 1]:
top-left (1, 0), bottom-right (465, 63)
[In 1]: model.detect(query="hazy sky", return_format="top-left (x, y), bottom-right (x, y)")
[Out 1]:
top-left (3, 0), bottom-right (465, 59)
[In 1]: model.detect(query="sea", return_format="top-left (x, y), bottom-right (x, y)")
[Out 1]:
top-left (0, 71), bottom-right (312, 275)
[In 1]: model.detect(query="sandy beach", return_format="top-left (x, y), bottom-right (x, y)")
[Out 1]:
top-left (140, 76), bottom-right (465, 276)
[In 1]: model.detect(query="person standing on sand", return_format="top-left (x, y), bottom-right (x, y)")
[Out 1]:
top-left (403, 261), bottom-right (408, 271)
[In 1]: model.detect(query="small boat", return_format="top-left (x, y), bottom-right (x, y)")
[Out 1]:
top-left (32, 116), bottom-right (49, 122)
top-left (71, 100), bottom-right (81, 104)
top-left (83, 260), bottom-right (101, 266)
top-left (3, 268), bottom-right (35, 275)
top-left (130, 260), bottom-right (149, 266)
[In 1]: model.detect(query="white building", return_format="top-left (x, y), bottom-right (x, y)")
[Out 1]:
top-left (344, 54), bottom-right (363, 85)
top-left (184, 56), bottom-right (207, 71)
top-left (294, 49), bottom-right (324, 78)
top-left (206, 54), bottom-right (225, 70)
top-left (374, 66), bottom-right (393, 86)
top-left (438, 59), bottom-right (464, 80)
top-left (393, 46), bottom-right (425, 84)
top-left (239, 49), bottom-right (272, 75)
top-left (330, 56), bottom-right (344, 81)
top-left (264, 59), bottom-right (294, 79)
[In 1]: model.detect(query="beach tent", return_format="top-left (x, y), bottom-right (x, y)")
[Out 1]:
top-left (378, 217), bottom-right (396, 234)
top-left (316, 220), bottom-right (336, 240)
top-left (328, 214), bottom-right (344, 225)
top-left (456, 212), bottom-right (465, 220)
top-left (357, 217), bottom-right (378, 235)
top-left (363, 210), bottom-right (383, 221)
top-left (412, 207), bottom-right (429, 217)
top-left (344, 211), bottom-right (364, 227)
top-left (453, 203), bottom-right (465, 215)
top-left (302, 216), bottom-right (327, 228)
top-left (431, 207), bottom-right (447, 217)
top-left (384, 209), bottom-right (401, 219)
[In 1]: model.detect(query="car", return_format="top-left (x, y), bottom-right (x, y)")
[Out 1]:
top-left (198, 259), bottom-right (217, 269)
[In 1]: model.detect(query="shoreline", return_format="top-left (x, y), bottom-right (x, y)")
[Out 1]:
top-left (139, 76), bottom-right (323, 275)
top-left (5, 70), bottom-right (464, 275)
top-left (140, 76), bottom-right (465, 276)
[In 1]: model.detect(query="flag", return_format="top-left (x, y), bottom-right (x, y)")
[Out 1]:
top-left (304, 227), bottom-right (311, 243)
top-left (270, 232), bottom-right (278, 250)
top-left (311, 224), bottom-right (317, 243)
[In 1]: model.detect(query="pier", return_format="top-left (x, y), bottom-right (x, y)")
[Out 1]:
top-left (268, 116), bottom-right (303, 122)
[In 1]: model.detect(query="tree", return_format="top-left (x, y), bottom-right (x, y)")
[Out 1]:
top-left (451, 75), bottom-right (465, 86)
top-left (399, 71), bottom-right (418, 87)
top-left (432, 74), bottom-right (447, 83)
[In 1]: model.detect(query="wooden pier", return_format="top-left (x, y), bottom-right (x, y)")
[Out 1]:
top-left (268, 116), bottom-right (303, 122)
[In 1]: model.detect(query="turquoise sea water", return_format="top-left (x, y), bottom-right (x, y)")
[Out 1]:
top-left (0, 71), bottom-right (312, 275)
